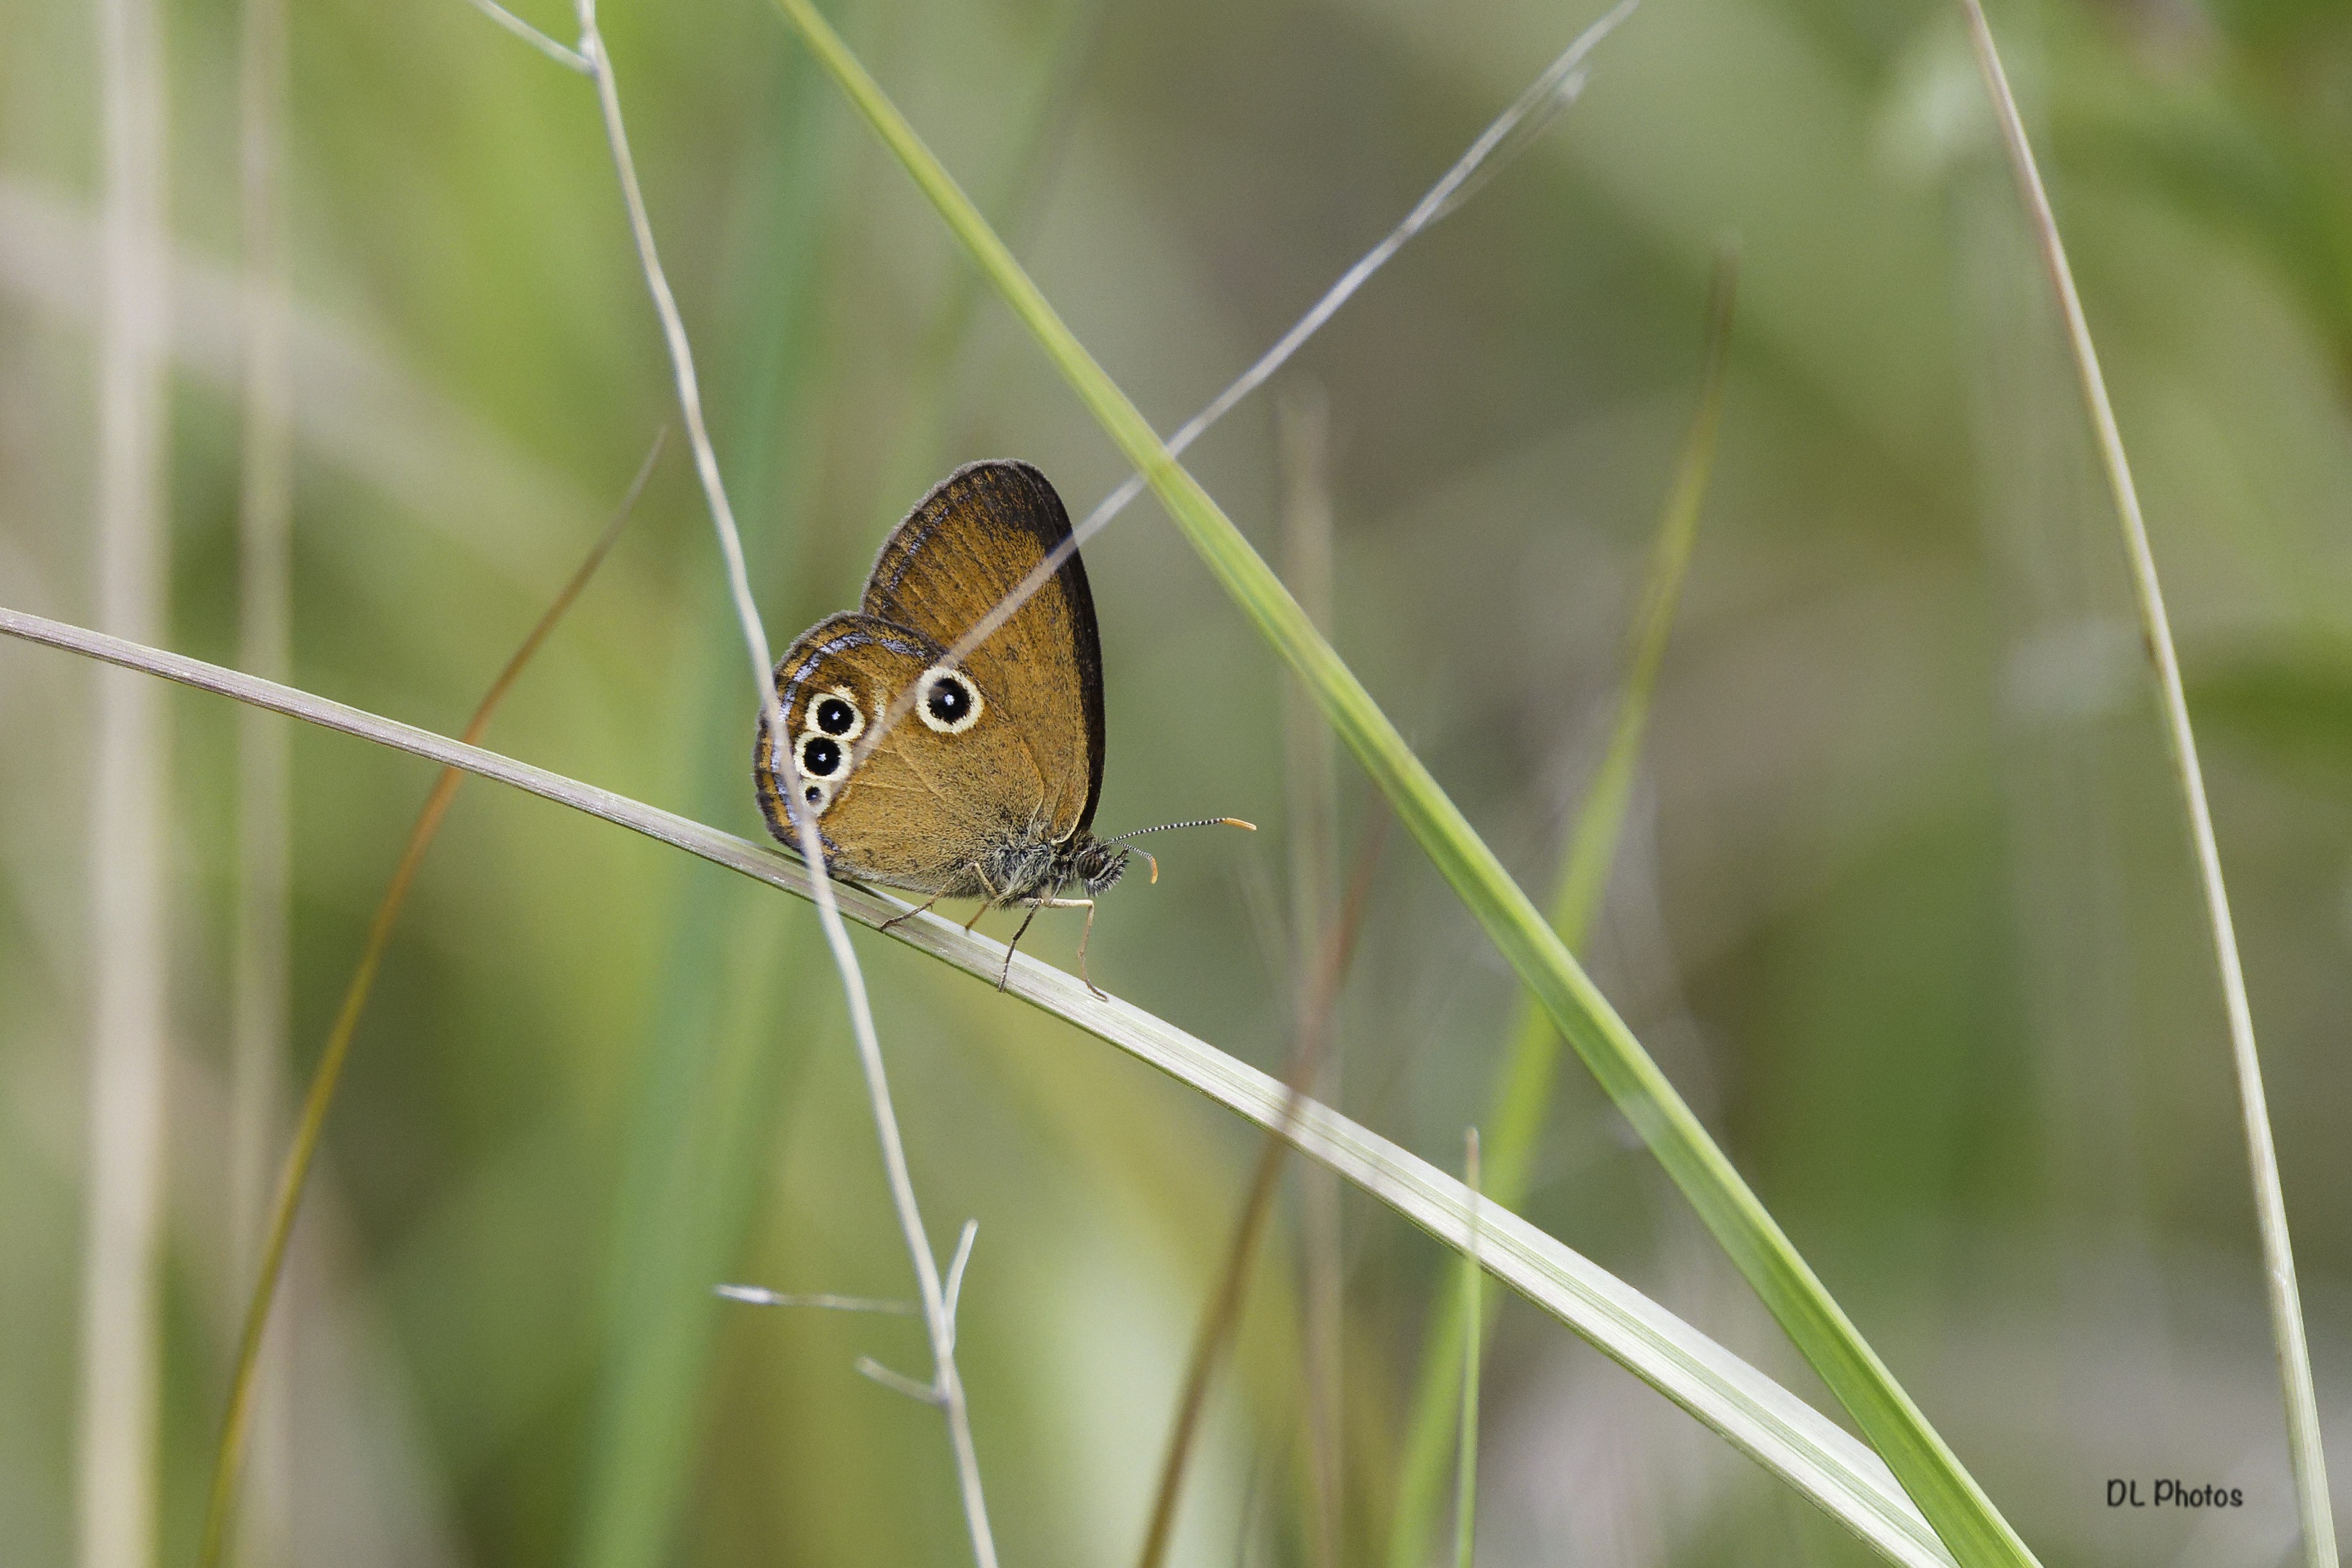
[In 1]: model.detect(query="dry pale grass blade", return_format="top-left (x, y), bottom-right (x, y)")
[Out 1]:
top-left (0, 604), bottom-right (1957, 1567)
top-left (1134, 819), bottom-right (1386, 1568)
top-left (1957, 6), bottom-right (2339, 1565)
top-left (192, 436), bottom-right (663, 1568)
top-left (81, 0), bottom-right (171, 1563)
top-left (1388, 250), bottom-right (1737, 1568)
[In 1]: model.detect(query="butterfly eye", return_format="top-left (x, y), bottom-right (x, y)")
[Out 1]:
top-left (797, 734), bottom-right (844, 778)
top-left (917, 666), bottom-right (984, 734)
top-left (809, 689), bottom-right (863, 741)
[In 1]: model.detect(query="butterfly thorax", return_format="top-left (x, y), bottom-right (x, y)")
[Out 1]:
top-left (972, 831), bottom-right (1127, 906)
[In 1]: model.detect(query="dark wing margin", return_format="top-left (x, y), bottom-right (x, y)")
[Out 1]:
top-left (861, 459), bottom-right (1109, 834)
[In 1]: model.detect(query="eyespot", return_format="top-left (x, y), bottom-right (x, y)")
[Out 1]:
top-left (796, 778), bottom-right (833, 815)
top-left (807, 688), bottom-right (863, 741)
top-left (798, 733), bottom-right (843, 778)
top-left (917, 666), bottom-right (983, 734)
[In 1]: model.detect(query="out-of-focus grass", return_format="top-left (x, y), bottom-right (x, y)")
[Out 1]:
top-left (570, 24), bottom-right (843, 1564)
top-left (1389, 252), bottom-right (1735, 1568)
top-left (5, 0), bottom-right (2352, 1564)
top-left (196, 433), bottom-right (660, 1568)
top-left (770, 4), bottom-right (2032, 1560)
top-left (1962, 3), bottom-right (2336, 1560)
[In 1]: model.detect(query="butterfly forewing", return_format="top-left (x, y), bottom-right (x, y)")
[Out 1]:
top-left (860, 460), bottom-right (1107, 838)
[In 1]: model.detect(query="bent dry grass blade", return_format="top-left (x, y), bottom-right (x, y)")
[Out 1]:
top-left (0, 605), bottom-right (1953, 1567)
top-left (192, 435), bottom-right (663, 1568)
top-left (1388, 251), bottom-right (1737, 1568)
top-left (765, 6), bottom-right (2035, 1564)
top-left (1958, 5), bottom-right (2339, 1565)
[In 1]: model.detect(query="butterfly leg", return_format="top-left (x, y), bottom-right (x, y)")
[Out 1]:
top-left (960, 863), bottom-right (999, 935)
top-left (877, 891), bottom-right (946, 935)
top-left (997, 902), bottom-right (1044, 992)
top-left (1026, 896), bottom-right (1102, 999)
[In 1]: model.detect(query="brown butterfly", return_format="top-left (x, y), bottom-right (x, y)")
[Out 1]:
top-left (754, 459), bottom-right (1245, 994)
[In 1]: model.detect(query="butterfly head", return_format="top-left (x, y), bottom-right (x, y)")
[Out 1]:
top-left (1063, 834), bottom-right (1132, 898)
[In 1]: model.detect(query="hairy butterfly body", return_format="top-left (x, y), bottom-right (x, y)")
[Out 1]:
top-left (755, 460), bottom-right (1135, 988)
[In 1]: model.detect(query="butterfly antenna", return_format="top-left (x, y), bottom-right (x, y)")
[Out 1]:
top-left (1103, 818), bottom-right (1257, 887)
top-left (1106, 817), bottom-right (1257, 842)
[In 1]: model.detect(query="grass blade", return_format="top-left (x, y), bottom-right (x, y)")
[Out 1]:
top-left (1453, 1130), bottom-right (1482, 1568)
top-left (1278, 389), bottom-right (1345, 1568)
top-left (764, 8), bottom-right (2034, 1563)
top-left (1958, 6), bottom-right (2339, 1564)
top-left (0, 603), bottom-right (1955, 1567)
top-left (1387, 250), bottom-right (1737, 1568)
top-left (193, 436), bottom-right (663, 1568)
top-left (82, 0), bottom-right (171, 1557)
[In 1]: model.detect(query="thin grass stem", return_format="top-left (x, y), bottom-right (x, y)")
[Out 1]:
top-left (193, 436), bottom-right (663, 1568)
top-left (1387, 249), bottom-right (1737, 1568)
top-left (944, 1218), bottom-right (979, 1343)
top-left (1958, 7), bottom-right (2337, 1565)
top-left (566, 8), bottom-right (997, 1561)
top-left (462, 0), bottom-right (589, 72)
top-left (712, 1286), bottom-right (919, 1315)
top-left (572, 3), bottom-right (774, 730)
top-left (0, 601), bottom-right (1961, 1568)
top-left (856, 1357), bottom-right (949, 1406)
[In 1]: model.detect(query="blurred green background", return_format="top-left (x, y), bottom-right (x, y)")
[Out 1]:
top-left (3, 0), bottom-right (2349, 1563)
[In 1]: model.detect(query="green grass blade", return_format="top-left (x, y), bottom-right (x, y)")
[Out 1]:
top-left (1388, 252), bottom-right (1736, 1568)
top-left (764, 8), bottom-right (2037, 1563)
top-left (1453, 1130), bottom-right (1482, 1568)
top-left (0, 604), bottom-right (1955, 1567)
top-left (1958, 6), bottom-right (2339, 1565)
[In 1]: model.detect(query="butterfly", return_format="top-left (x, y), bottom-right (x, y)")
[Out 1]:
top-left (754, 459), bottom-right (1245, 994)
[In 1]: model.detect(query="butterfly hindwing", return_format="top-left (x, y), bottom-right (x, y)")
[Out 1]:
top-left (756, 611), bottom-right (1049, 897)
top-left (859, 459), bottom-right (1106, 840)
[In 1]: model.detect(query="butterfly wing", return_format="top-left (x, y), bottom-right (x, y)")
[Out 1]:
top-left (860, 459), bottom-right (1107, 838)
top-left (755, 612), bottom-right (1049, 897)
